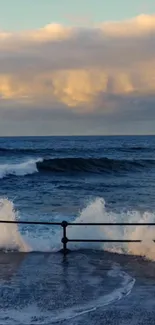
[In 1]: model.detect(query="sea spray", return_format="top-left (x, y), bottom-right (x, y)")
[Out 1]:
top-left (0, 158), bottom-right (42, 179)
top-left (0, 197), bottom-right (155, 260)
top-left (0, 198), bottom-right (29, 252)
top-left (67, 198), bottom-right (155, 260)
top-left (0, 198), bottom-right (60, 253)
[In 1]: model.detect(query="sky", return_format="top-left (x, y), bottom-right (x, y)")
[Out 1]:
top-left (0, 0), bottom-right (155, 135)
top-left (1, 0), bottom-right (155, 31)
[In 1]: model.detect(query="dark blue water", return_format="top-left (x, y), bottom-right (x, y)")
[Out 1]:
top-left (0, 136), bottom-right (155, 324)
top-left (0, 135), bottom-right (155, 215)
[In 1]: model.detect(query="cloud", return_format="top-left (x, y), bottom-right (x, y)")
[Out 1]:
top-left (0, 15), bottom-right (155, 134)
top-left (100, 14), bottom-right (155, 37)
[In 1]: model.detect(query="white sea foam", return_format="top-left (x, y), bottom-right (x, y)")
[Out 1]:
top-left (0, 197), bottom-right (155, 260)
top-left (67, 198), bottom-right (155, 260)
top-left (0, 198), bottom-right (30, 252)
top-left (0, 158), bottom-right (42, 179)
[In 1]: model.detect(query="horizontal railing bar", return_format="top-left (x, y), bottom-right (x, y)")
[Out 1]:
top-left (0, 220), bottom-right (155, 226)
top-left (0, 219), bottom-right (155, 254)
top-left (68, 239), bottom-right (145, 243)
top-left (0, 220), bottom-right (62, 225)
top-left (67, 222), bottom-right (155, 226)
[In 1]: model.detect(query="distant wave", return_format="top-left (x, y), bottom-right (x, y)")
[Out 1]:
top-left (0, 146), bottom-right (154, 155)
top-left (36, 157), bottom-right (155, 173)
top-left (0, 157), bottom-right (154, 179)
top-left (0, 147), bottom-right (48, 154)
top-left (119, 146), bottom-right (154, 152)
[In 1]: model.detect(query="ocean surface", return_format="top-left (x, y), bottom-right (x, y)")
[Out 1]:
top-left (0, 135), bottom-right (155, 324)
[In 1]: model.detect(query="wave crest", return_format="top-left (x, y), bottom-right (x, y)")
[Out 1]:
top-left (0, 157), bottom-right (154, 178)
top-left (0, 159), bottom-right (42, 179)
top-left (36, 157), bottom-right (154, 173)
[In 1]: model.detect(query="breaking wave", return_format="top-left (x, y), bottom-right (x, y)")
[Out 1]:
top-left (67, 198), bottom-right (155, 260)
top-left (0, 157), bottom-right (154, 178)
top-left (0, 159), bottom-right (42, 179)
top-left (0, 198), bottom-right (29, 252)
top-left (0, 197), bottom-right (155, 260)
top-left (37, 157), bottom-right (155, 173)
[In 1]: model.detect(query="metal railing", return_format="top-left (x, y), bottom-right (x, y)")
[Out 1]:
top-left (0, 219), bottom-right (155, 254)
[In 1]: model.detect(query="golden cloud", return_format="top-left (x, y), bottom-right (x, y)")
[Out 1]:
top-left (100, 14), bottom-right (155, 37)
top-left (0, 15), bottom-right (155, 111)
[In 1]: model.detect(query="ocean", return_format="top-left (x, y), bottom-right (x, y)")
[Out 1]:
top-left (0, 135), bottom-right (155, 324)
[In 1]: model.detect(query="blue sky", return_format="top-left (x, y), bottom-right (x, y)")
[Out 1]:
top-left (0, 0), bottom-right (155, 30)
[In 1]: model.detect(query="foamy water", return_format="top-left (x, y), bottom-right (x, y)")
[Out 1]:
top-left (0, 199), bottom-right (29, 252)
top-left (0, 158), bottom-right (42, 179)
top-left (67, 198), bottom-right (155, 260)
top-left (0, 197), bottom-right (155, 260)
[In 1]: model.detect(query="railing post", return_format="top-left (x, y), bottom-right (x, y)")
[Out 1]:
top-left (61, 221), bottom-right (69, 255)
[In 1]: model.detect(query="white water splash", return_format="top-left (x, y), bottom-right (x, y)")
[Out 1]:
top-left (0, 198), bottom-right (29, 252)
top-left (0, 197), bottom-right (155, 260)
top-left (0, 158), bottom-right (42, 179)
top-left (67, 198), bottom-right (155, 260)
